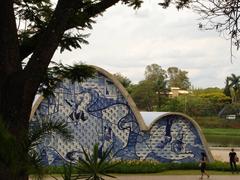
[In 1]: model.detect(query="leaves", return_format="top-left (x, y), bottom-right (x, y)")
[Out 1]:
top-left (38, 63), bottom-right (96, 97)
top-left (192, 0), bottom-right (240, 56)
top-left (113, 73), bottom-right (132, 88)
top-left (0, 115), bottom-right (73, 179)
top-left (59, 33), bottom-right (90, 53)
top-left (29, 118), bottom-right (73, 150)
top-left (15, 0), bottom-right (53, 33)
top-left (158, 0), bottom-right (191, 9)
top-left (74, 144), bottom-right (118, 180)
top-left (224, 73), bottom-right (240, 103)
top-left (167, 67), bottom-right (191, 90)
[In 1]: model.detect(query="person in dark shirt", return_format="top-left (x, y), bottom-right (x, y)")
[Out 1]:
top-left (199, 152), bottom-right (210, 179)
top-left (229, 148), bottom-right (238, 174)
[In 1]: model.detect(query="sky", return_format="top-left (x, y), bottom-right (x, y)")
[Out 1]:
top-left (52, 0), bottom-right (240, 89)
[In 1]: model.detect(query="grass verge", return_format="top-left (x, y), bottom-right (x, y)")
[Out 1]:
top-left (203, 128), bottom-right (240, 146)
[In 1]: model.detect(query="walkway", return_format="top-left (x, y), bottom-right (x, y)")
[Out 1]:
top-left (106, 175), bottom-right (240, 180)
top-left (32, 174), bottom-right (240, 180)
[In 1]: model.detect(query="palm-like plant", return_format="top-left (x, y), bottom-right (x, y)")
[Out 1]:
top-left (224, 74), bottom-right (240, 103)
top-left (73, 144), bottom-right (118, 180)
top-left (0, 117), bottom-right (73, 180)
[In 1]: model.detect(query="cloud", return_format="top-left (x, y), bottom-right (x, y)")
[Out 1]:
top-left (53, 0), bottom-right (240, 88)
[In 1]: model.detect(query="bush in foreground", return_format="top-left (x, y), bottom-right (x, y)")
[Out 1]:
top-left (41, 161), bottom-right (232, 175)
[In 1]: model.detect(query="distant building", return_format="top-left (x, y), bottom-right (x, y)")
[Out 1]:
top-left (168, 87), bottom-right (190, 98)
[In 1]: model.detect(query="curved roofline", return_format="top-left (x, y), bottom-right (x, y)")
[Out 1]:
top-left (147, 112), bottom-right (214, 162)
top-left (30, 65), bottom-right (148, 130)
top-left (30, 96), bottom-right (44, 120)
top-left (30, 66), bottom-right (212, 162)
top-left (92, 66), bottom-right (148, 130)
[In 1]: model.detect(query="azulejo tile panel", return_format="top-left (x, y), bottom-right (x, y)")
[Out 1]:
top-left (30, 71), bottom-right (211, 166)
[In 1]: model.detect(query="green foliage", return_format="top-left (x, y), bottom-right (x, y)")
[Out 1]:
top-left (113, 73), bottom-right (132, 88)
top-left (198, 92), bottom-right (231, 103)
top-left (130, 64), bottom-right (169, 110)
top-left (145, 64), bottom-right (167, 81)
top-left (158, 87), bottom-right (230, 117)
top-left (208, 161), bottom-right (231, 171)
top-left (15, 0), bottom-right (53, 33)
top-left (38, 63), bottom-right (96, 97)
top-left (159, 0), bottom-right (191, 9)
top-left (130, 80), bottom-right (157, 111)
top-left (130, 64), bottom-right (192, 111)
top-left (109, 161), bottom-right (234, 173)
top-left (108, 161), bottom-right (200, 173)
top-left (73, 144), bottom-right (118, 180)
top-left (167, 67), bottom-right (191, 90)
top-left (219, 103), bottom-right (240, 117)
top-left (59, 33), bottom-right (90, 53)
top-left (0, 116), bottom-right (73, 179)
top-left (29, 118), bottom-right (73, 149)
top-left (224, 74), bottom-right (240, 103)
top-left (158, 97), bottom-right (184, 112)
top-left (45, 161), bottom-right (234, 174)
top-left (16, 0), bottom-right (144, 57)
top-left (108, 160), bottom-right (167, 173)
top-left (60, 163), bottom-right (74, 180)
top-left (192, 88), bottom-right (231, 116)
top-left (193, 87), bottom-right (223, 94)
top-left (159, 95), bottom-right (219, 116)
top-left (122, 0), bottom-right (143, 10)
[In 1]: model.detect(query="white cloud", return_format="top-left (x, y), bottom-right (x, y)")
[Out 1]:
top-left (53, 0), bottom-right (240, 88)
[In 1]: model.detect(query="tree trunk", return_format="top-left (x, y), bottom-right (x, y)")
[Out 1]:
top-left (0, 0), bottom-right (122, 179)
top-left (0, 73), bottom-right (38, 180)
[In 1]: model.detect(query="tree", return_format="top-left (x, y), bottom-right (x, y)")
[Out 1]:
top-left (145, 64), bottom-right (166, 81)
top-left (130, 80), bottom-right (157, 111)
top-left (0, 0), bottom-right (142, 179)
top-left (167, 67), bottom-right (191, 90)
top-left (224, 74), bottom-right (240, 103)
top-left (195, 89), bottom-right (231, 115)
top-left (193, 0), bottom-right (240, 57)
top-left (144, 64), bottom-right (168, 109)
top-left (113, 73), bottom-right (132, 88)
top-left (0, 117), bottom-right (73, 180)
top-left (160, 0), bottom-right (240, 57)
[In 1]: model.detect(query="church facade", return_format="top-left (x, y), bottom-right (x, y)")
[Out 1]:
top-left (30, 66), bottom-right (213, 165)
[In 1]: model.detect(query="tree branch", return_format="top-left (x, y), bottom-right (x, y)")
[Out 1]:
top-left (0, 0), bottom-right (21, 74)
top-left (19, 0), bottom-right (120, 62)
top-left (24, 0), bottom-right (80, 74)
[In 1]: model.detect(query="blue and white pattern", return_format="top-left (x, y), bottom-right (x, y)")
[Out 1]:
top-left (31, 72), bottom-right (207, 165)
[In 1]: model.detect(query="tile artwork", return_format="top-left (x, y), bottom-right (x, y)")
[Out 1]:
top-left (30, 72), bottom-right (207, 165)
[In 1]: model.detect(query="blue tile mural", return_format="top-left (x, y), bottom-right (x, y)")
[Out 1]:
top-left (30, 71), bottom-right (208, 165)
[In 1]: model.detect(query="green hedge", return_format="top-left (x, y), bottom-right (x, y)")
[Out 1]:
top-left (41, 161), bottom-right (232, 174)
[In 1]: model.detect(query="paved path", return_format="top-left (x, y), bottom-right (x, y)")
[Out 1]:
top-left (106, 175), bottom-right (240, 180)
top-left (32, 174), bottom-right (240, 180)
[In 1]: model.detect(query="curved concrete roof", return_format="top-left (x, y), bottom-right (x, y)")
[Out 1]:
top-left (93, 66), bottom-right (148, 131)
top-left (141, 111), bottom-right (169, 126)
top-left (141, 111), bottom-right (214, 162)
top-left (30, 66), bottom-right (213, 162)
top-left (31, 66), bottom-right (148, 130)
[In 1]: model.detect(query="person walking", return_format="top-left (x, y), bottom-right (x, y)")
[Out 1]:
top-left (229, 148), bottom-right (238, 174)
top-left (199, 152), bottom-right (210, 179)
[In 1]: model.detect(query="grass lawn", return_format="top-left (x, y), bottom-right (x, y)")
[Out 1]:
top-left (156, 170), bottom-right (237, 175)
top-left (203, 128), bottom-right (240, 147)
